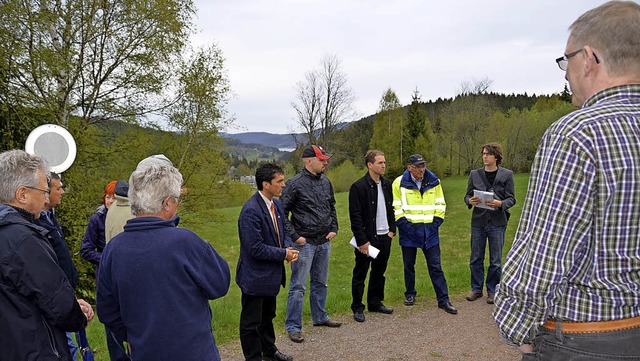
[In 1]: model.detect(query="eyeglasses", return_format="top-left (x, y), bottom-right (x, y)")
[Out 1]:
top-left (555, 49), bottom-right (583, 71)
top-left (24, 185), bottom-right (50, 195)
top-left (162, 195), bottom-right (181, 206)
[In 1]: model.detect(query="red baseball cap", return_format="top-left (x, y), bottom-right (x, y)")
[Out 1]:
top-left (301, 145), bottom-right (331, 160)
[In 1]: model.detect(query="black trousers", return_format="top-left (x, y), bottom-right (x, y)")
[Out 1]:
top-left (351, 234), bottom-right (392, 312)
top-left (239, 293), bottom-right (278, 361)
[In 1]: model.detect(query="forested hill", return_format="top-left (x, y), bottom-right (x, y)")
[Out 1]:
top-left (221, 132), bottom-right (297, 150)
top-left (321, 89), bottom-right (574, 179)
top-left (215, 90), bottom-right (571, 174)
top-left (222, 91), bottom-right (552, 152)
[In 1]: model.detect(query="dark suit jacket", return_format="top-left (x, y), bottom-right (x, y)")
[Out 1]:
top-left (236, 191), bottom-right (293, 297)
top-left (464, 167), bottom-right (516, 227)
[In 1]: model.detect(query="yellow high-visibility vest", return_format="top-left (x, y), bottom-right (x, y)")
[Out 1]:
top-left (392, 176), bottom-right (446, 224)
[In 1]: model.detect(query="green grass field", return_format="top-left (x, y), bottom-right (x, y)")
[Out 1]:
top-left (84, 173), bottom-right (529, 360)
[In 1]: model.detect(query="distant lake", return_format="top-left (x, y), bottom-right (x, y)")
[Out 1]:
top-left (279, 148), bottom-right (295, 152)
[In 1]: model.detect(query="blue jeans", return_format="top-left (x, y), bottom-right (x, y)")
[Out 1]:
top-left (285, 241), bottom-right (331, 333)
top-left (67, 332), bottom-right (78, 361)
top-left (522, 323), bottom-right (640, 360)
top-left (401, 244), bottom-right (449, 305)
top-left (470, 223), bottom-right (505, 295)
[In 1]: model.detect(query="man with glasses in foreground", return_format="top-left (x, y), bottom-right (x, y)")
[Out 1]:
top-left (0, 149), bottom-right (93, 360)
top-left (392, 154), bottom-right (457, 315)
top-left (97, 164), bottom-right (231, 360)
top-left (494, 1), bottom-right (640, 359)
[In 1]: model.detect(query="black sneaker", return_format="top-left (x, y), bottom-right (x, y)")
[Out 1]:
top-left (404, 295), bottom-right (415, 306)
top-left (263, 350), bottom-right (293, 361)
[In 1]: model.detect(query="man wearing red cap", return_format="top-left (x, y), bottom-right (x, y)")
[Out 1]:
top-left (282, 145), bottom-right (341, 343)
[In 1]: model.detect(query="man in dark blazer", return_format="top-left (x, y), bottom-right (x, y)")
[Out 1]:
top-left (464, 143), bottom-right (516, 304)
top-left (237, 163), bottom-right (299, 361)
top-left (349, 150), bottom-right (396, 322)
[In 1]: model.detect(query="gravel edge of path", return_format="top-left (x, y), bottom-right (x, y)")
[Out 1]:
top-left (218, 295), bottom-right (521, 361)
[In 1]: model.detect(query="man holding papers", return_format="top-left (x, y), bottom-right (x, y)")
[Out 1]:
top-left (349, 150), bottom-right (396, 322)
top-left (464, 143), bottom-right (516, 304)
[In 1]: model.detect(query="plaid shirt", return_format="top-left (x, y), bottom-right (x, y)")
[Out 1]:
top-left (493, 84), bottom-right (640, 345)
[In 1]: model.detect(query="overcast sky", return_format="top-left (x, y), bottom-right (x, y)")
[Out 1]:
top-left (191, 0), bottom-right (608, 134)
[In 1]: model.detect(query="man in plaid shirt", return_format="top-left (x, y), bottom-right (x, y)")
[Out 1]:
top-left (493, 1), bottom-right (640, 359)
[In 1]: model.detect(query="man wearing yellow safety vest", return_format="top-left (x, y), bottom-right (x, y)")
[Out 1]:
top-left (392, 154), bottom-right (457, 315)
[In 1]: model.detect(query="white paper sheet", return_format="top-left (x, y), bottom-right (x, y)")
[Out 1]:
top-left (473, 189), bottom-right (495, 210)
top-left (350, 237), bottom-right (380, 259)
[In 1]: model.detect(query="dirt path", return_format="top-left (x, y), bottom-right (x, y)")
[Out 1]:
top-left (218, 295), bottom-right (521, 360)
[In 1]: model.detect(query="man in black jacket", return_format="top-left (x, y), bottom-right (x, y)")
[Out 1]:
top-left (283, 145), bottom-right (340, 343)
top-left (0, 150), bottom-right (93, 361)
top-left (35, 172), bottom-right (80, 359)
top-left (349, 150), bottom-right (396, 322)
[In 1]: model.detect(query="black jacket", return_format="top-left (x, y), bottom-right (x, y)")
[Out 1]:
top-left (464, 167), bottom-right (516, 227)
top-left (0, 204), bottom-right (86, 361)
top-left (282, 167), bottom-right (338, 244)
top-left (35, 211), bottom-right (79, 289)
top-left (349, 172), bottom-right (396, 246)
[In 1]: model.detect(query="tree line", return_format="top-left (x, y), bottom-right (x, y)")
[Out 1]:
top-left (320, 85), bottom-right (575, 182)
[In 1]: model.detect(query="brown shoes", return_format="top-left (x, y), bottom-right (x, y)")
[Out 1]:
top-left (487, 293), bottom-right (495, 304)
top-left (288, 331), bottom-right (304, 343)
top-left (313, 318), bottom-right (342, 327)
top-left (466, 291), bottom-right (483, 301)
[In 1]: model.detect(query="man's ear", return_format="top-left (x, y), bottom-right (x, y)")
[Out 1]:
top-left (162, 196), bottom-right (171, 210)
top-left (14, 187), bottom-right (28, 205)
top-left (582, 46), bottom-right (600, 76)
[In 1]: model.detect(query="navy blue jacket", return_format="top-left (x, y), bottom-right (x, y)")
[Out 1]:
top-left (80, 205), bottom-right (107, 266)
top-left (395, 169), bottom-right (444, 249)
top-left (35, 210), bottom-right (79, 289)
top-left (97, 216), bottom-right (230, 361)
top-left (0, 204), bottom-right (86, 360)
top-left (237, 192), bottom-right (293, 296)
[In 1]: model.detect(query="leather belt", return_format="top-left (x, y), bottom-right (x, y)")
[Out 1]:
top-left (542, 316), bottom-right (640, 334)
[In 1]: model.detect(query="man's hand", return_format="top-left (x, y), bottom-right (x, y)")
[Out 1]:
top-left (285, 247), bottom-right (299, 263)
top-left (358, 242), bottom-right (370, 256)
top-left (77, 299), bottom-right (94, 324)
top-left (487, 199), bottom-right (503, 208)
top-left (469, 196), bottom-right (480, 206)
top-left (294, 236), bottom-right (306, 246)
top-left (325, 232), bottom-right (337, 240)
top-left (519, 343), bottom-right (534, 353)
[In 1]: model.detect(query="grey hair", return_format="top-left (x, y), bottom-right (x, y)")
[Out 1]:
top-left (569, 1), bottom-right (640, 76)
top-left (0, 150), bottom-right (48, 203)
top-left (136, 154), bottom-right (173, 171)
top-left (128, 164), bottom-right (182, 216)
